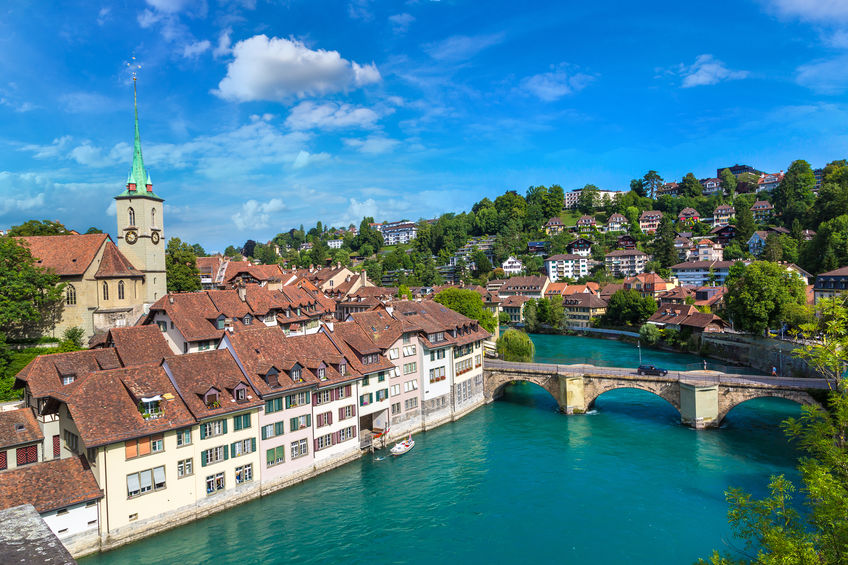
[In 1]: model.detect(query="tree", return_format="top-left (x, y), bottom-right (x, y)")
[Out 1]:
top-left (702, 297), bottom-right (848, 565)
top-left (735, 203), bottom-right (755, 243)
top-left (773, 160), bottom-right (816, 227)
top-left (630, 178), bottom-right (647, 198)
top-left (680, 172), bottom-right (703, 198)
top-left (724, 261), bottom-right (806, 334)
top-left (0, 237), bottom-right (65, 339)
top-left (242, 239), bottom-right (257, 258)
top-left (8, 220), bottom-right (71, 236)
top-left (639, 323), bottom-right (660, 345)
top-left (762, 233), bottom-right (784, 262)
top-left (496, 329), bottom-right (534, 362)
top-left (642, 170), bottom-right (664, 199)
top-left (433, 288), bottom-right (496, 333)
top-left (603, 290), bottom-right (657, 326)
top-left (223, 245), bottom-right (241, 258)
top-left (85, 227), bottom-right (104, 234)
top-left (719, 168), bottom-right (737, 200)
top-left (652, 215), bottom-right (678, 268)
top-left (577, 184), bottom-right (600, 214)
top-left (800, 215), bottom-right (848, 274)
top-left (191, 243), bottom-right (207, 257)
top-left (498, 311), bottom-right (511, 325)
top-left (165, 237), bottom-right (201, 293)
top-left (471, 250), bottom-right (493, 277)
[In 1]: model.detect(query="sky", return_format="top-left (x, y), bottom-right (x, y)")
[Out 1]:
top-left (1, 0), bottom-right (848, 250)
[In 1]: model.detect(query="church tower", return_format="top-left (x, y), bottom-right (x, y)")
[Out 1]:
top-left (115, 78), bottom-right (166, 304)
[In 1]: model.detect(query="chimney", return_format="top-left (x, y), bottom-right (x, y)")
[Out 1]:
top-left (360, 270), bottom-right (366, 285)
top-left (237, 281), bottom-right (246, 302)
top-left (169, 296), bottom-right (174, 304)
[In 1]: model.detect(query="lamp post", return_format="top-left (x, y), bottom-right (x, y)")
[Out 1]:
top-left (637, 341), bottom-right (642, 365)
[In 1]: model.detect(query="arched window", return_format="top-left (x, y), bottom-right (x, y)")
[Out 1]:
top-left (128, 207), bottom-right (136, 226)
top-left (65, 284), bottom-right (76, 306)
top-left (102, 282), bottom-right (109, 301)
top-left (118, 280), bottom-right (125, 300)
top-left (151, 208), bottom-right (156, 227)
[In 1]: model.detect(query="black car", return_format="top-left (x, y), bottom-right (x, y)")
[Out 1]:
top-left (637, 364), bottom-right (668, 376)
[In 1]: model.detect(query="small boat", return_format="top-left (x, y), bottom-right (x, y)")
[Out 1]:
top-left (390, 434), bottom-right (415, 456)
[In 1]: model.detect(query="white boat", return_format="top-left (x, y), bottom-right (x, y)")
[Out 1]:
top-left (390, 435), bottom-right (415, 456)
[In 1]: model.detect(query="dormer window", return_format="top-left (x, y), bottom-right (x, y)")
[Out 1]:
top-left (243, 314), bottom-right (252, 325)
top-left (205, 389), bottom-right (220, 409)
top-left (216, 315), bottom-right (226, 330)
top-left (317, 365), bottom-right (326, 380)
top-left (339, 363), bottom-right (347, 375)
top-left (234, 384), bottom-right (247, 402)
top-left (265, 368), bottom-right (279, 387)
top-left (291, 366), bottom-right (302, 383)
top-left (139, 396), bottom-right (163, 420)
top-left (61, 375), bottom-right (75, 385)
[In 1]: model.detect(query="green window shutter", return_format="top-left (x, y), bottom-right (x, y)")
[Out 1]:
top-left (230, 442), bottom-right (236, 458)
top-left (265, 400), bottom-right (273, 413)
top-left (266, 448), bottom-right (274, 466)
top-left (277, 446), bottom-right (285, 461)
top-left (305, 391), bottom-right (310, 404)
top-left (305, 414), bottom-right (311, 427)
top-left (224, 445), bottom-right (229, 460)
top-left (251, 438), bottom-right (256, 452)
top-left (275, 398), bottom-right (283, 411)
top-left (233, 417), bottom-right (241, 432)
top-left (290, 417), bottom-right (297, 432)
top-left (201, 450), bottom-right (207, 467)
top-left (285, 396), bottom-right (291, 409)
top-left (244, 414), bottom-right (251, 428)
top-left (200, 425), bottom-right (207, 440)
top-left (261, 426), bottom-right (267, 440)
top-left (276, 421), bottom-right (284, 436)
top-left (222, 419), bottom-right (227, 434)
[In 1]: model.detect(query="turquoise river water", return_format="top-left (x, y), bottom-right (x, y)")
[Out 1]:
top-left (82, 334), bottom-right (802, 565)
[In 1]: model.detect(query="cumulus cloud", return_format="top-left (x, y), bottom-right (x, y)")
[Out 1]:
top-left (389, 13), bottom-right (414, 34)
top-left (285, 101), bottom-right (381, 130)
top-left (423, 33), bottom-right (505, 62)
top-left (214, 35), bottom-right (381, 102)
top-left (213, 28), bottom-right (232, 58)
top-left (520, 64), bottom-right (594, 101)
top-left (343, 135), bottom-right (400, 154)
top-left (764, 0), bottom-right (848, 23)
top-left (348, 0), bottom-right (373, 21)
top-left (232, 198), bottom-right (286, 230)
top-left (183, 39), bottom-right (211, 58)
top-left (292, 150), bottom-right (331, 169)
top-left (676, 54), bottom-right (749, 88)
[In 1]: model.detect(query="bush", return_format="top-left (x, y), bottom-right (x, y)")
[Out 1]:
top-left (498, 312), bottom-right (511, 325)
top-left (62, 327), bottom-right (85, 349)
top-left (639, 323), bottom-right (660, 345)
top-left (496, 329), bottom-right (535, 362)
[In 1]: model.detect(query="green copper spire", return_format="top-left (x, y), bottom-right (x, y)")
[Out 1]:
top-left (116, 78), bottom-right (162, 200)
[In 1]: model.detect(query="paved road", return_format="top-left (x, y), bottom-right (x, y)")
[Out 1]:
top-left (484, 358), bottom-right (831, 390)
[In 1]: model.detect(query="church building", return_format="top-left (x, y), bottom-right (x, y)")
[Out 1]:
top-left (18, 81), bottom-right (166, 341)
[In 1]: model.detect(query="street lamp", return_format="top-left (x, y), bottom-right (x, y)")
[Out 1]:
top-left (637, 341), bottom-right (642, 365)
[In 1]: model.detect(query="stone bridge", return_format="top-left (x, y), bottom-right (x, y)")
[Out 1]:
top-left (483, 359), bottom-right (828, 429)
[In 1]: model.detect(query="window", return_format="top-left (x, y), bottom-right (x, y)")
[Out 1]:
top-left (61, 375), bottom-right (74, 385)
top-left (140, 398), bottom-right (162, 420)
top-left (206, 472), bottom-right (225, 495)
top-left (126, 466), bottom-right (166, 498)
top-left (376, 389), bottom-right (388, 401)
top-left (402, 345), bottom-right (416, 356)
top-left (339, 362), bottom-right (347, 375)
top-left (389, 348), bottom-right (399, 360)
top-left (429, 349), bottom-right (445, 361)
top-left (429, 367), bottom-right (446, 383)
top-left (151, 208), bottom-right (156, 226)
top-left (317, 367), bottom-right (326, 380)
top-left (261, 421), bottom-right (285, 440)
top-left (232, 413), bottom-right (251, 431)
top-left (403, 362), bottom-right (417, 374)
top-left (390, 384), bottom-right (400, 396)
top-left (455, 358), bottom-right (473, 375)
top-left (243, 314), bottom-right (252, 325)
top-left (475, 354), bottom-right (482, 368)
top-left (291, 368), bottom-right (302, 382)
top-left (230, 438), bottom-right (255, 457)
top-left (102, 281), bottom-right (109, 301)
top-left (65, 284), bottom-right (76, 306)
top-left (378, 372), bottom-right (386, 382)
top-left (235, 387), bottom-right (246, 402)
top-left (316, 411), bottom-right (333, 428)
top-left (157, 321), bottom-right (167, 332)
top-left (202, 445), bottom-right (227, 466)
top-left (291, 439), bottom-right (309, 460)
top-left (177, 458), bottom-right (193, 478)
top-left (199, 341), bottom-right (212, 351)
top-left (128, 207), bottom-right (135, 226)
top-left (315, 390), bottom-right (332, 405)
top-left (338, 405), bottom-right (355, 420)
top-left (265, 397), bottom-right (283, 414)
top-left (403, 380), bottom-right (418, 392)
top-left (428, 332), bottom-right (445, 343)
top-left (404, 397), bottom-right (419, 411)
top-left (52, 435), bottom-right (59, 458)
top-left (286, 391), bottom-right (310, 408)
top-left (289, 414), bottom-right (311, 431)
top-left (266, 446), bottom-right (285, 467)
top-left (362, 354), bottom-right (378, 365)
top-left (118, 280), bottom-right (125, 300)
top-left (359, 393), bottom-right (373, 406)
top-left (176, 428), bottom-right (192, 446)
top-left (64, 430), bottom-right (79, 453)
top-left (338, 426), bottom-right (355, 442)
top-left (391, 402), bottom-right (401, 415)
top-left (151, 435), bottom-right (164, 453)
top-left (361, 376), bottom-right (369, 386)
top-left (200, 419), bottom-right (226, 439)
top-left (337, 385), bottom-right (351, 399)
top-left (15, 445), bottom-right (37, 466)
top-left (403, 334), bottom-right (410, 344)
top-left (0, 451), bottom-right (5, 470)
top-left (216, 317), bottom-right (226, 330)
top-left (315, 433), bottom-right (334, 451)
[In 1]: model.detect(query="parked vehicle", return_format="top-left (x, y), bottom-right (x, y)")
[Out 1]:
top-left (637, 364), bottom-right (668, 376)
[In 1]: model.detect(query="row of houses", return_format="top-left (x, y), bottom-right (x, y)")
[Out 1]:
top-left (1, 297), bottom-right (490, 556)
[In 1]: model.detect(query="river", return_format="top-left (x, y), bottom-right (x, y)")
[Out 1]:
top-left (82, 333), bottom-right (801, 565)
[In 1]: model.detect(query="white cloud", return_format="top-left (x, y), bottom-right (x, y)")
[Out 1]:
top-left (423, 33), bottom-right (505, 62)
top-left (213, 28), bottom-right (232, 58)
top-left (520, 64), bottom-right (594, 101)
top-left (285, 101), bottom-right (381, 130)
top-left (232, 198), bottom-right (286, 230)
top-left (348, 0), bottom-right (373, 21)
top-left (214, 35), bottom-right (381, 102)
top-left (677, 54), bottom-right (749, 88)
top-left (183, 40), bottom-right (211, 58)
top-left (292, 150), bottom-right (330, 169)
top-left (764, 0), bottom-right (848, 23)
top-left (797, 54), bottom-right (848, 93)
top-left (138, 9), bottom-right (161, 28)
top-left (389, 13), bottom-right (414, 34)
top-left (145, 0), bottom-right (195, 14)
top-left (21, 136), bottom-right (74, 159)
top-left (97, 7), bottom-right (111, 25)
top-left (343, 135), bottom-right (400, 154)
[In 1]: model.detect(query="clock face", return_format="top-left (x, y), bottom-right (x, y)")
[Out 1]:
top-left (126, 230), bottom-right (138, 244)
top-left (151, 231), bottom-right (160, 245)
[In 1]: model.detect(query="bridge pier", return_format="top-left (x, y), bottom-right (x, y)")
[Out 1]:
top-left (679, 383), bottom-right (719, 429)
top-left (559, 376), bottom-right (585, 414)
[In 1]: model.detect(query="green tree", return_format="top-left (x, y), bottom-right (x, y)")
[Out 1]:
top-left (8, 220), bottom-right (71, 236)
top-left (471, 250), bottom-right (493, 277)
top-left (603, 290), bottom-right (657, 326)
top-left (719, 168), bottom-right (737, 200)
top-left (630, 178), bottom-right (647, 198)
top-left (496, 329), bottom-right (535, 362)
top-left (85, 226), bottom-right (104, 234)
top-left (433, 288), bottom-right (496, 333)
top-left (652, 215), bottom-right (678, 268)
top-left (577, 184), bottom-right (600, 214)
top-left (680, 172), bottom-right (703, 198)
top-left (223, 245), bottom-right (241, 258)
top-left (165, 237), bottom-right (201, 293)
top-left (0, 237), bottom-right (65, 339)
top-left (735, 203), bottom-right (755, 243)
top-left (498, 311), bottom-right (511, 325)
top-left (191, 243), bottom-right (207, 257)
top-left (762, 233), bottom-right (784, 262)
top-left (773, 160), bottom-right (816, 227)
top-left (544, 185), bottom-right (565, 218)
top-left (397, 284), bottom-right (411, 299)
top-left (642, 170), bottom-right (664, 199)
top-left (639, 323), bottom-right (660, 345)
top-left (724, 261), bottom-right (806, 334)
top-left (800, 215), bottom-right (848, 274)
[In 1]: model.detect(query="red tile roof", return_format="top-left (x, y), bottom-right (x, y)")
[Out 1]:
top-left (16, 349), bottom-right (122, 399)
top-left (18, 234), bottom-right (108, 276)
top-left (94, 240), bottom-right (143, 279)
top-left (0, 408), bottom-right (43, 450)
top-left (0, 456), bottom-right (103, 513)
top-left (106, 325), bottom-right (174, 366)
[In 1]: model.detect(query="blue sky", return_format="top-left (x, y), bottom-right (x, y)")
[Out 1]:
top-left (1, 0), bottom-right (847, 250)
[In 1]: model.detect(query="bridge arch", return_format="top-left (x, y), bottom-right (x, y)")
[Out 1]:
top-left (485, 370), bottom-right (564, 411)
top-left (584, 380), bottom-right (681, 415)
top-left (717, 389), bottom-right (822, 426)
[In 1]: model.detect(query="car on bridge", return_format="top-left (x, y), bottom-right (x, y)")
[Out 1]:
top-left (637, 364), bottom-right (668, 376)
